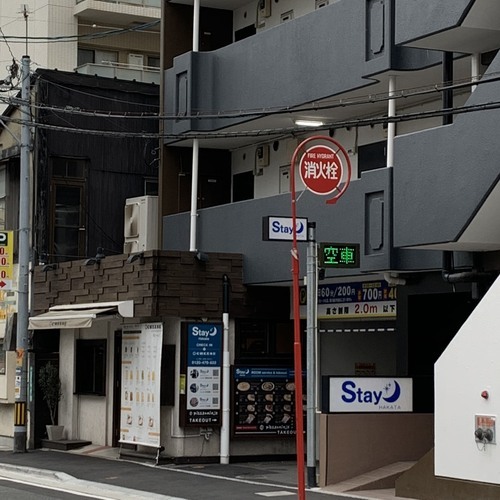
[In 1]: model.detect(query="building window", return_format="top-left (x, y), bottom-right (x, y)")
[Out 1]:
top-left (358, 141), bottom-right (387, 175)
top-left (50, 157), bottom-right (86, 262)
top-left (232, 171), bottom-right (254, 202)
top-left (147, 56), bottom-right (160, 68)
top-left (75, 339), bottom-right (107, 396)
top-left (235, 320), bottom-right (294, 365)
top-left (77, 49), bottom-right (118, 67)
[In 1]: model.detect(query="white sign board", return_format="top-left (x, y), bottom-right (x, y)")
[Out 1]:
top-left (120, 323), bottom-right (163, 447)
top-left (262, 216), bottom-right (308, 241)
top-left (328, 377), bottom-right (413, 412)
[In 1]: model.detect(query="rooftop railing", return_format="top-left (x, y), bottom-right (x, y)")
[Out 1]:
top-left (75, 61), bottom-right (160, 84)
top-left (76, 0), bottom-right (161, 7)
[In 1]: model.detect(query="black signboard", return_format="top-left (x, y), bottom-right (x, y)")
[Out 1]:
top-left (232, 366), bottom-right (306, 437)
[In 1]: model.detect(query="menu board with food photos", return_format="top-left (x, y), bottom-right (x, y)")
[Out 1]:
top-left (232, 366), bottom-right (306, 437)
top-left (120, 323), bottom-right (163, 448)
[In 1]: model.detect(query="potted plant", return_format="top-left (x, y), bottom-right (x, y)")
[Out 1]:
top-left (38, 361), bottom-right (64, 440)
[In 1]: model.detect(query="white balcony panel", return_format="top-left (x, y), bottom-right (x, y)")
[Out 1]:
top-left (75, 62), bottom-right (160, 84)
top-left (74, 0), bottom-right (161, 26)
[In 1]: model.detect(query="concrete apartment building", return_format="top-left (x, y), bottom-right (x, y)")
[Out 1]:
top-left (0, 1), bottom-right (160, 86)
top-left (159, 0), bottom-right (500, 497)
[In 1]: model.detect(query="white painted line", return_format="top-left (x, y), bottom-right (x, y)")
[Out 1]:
top-left (256, 492), bottom-right (295, 497)
top-left (160, 465), bottom-right (297, 491)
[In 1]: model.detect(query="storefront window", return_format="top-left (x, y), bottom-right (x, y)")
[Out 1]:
top-left (235, 320), bottom-right (295, 365)
top-left (75, 339), bottom-right (106, 395)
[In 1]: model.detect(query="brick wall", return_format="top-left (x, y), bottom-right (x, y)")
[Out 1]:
top-left (32, 250), bottom-right (247, 321)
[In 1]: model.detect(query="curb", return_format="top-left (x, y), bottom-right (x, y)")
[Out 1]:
top-left (0, 463), bottom-right (186, 500)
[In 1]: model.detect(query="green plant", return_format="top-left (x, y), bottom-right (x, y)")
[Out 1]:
top-left (38, 361), bottom-right (62, 426)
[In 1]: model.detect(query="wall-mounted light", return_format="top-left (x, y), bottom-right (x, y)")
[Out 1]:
top-left (294, 119), bottom-right (324, 127)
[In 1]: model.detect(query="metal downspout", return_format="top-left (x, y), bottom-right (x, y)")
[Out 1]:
top-left (189, 0), bottom-right (200, 252)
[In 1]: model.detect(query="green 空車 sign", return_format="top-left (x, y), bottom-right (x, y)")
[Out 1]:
top-left (319, 242), bottom-right (360, 268)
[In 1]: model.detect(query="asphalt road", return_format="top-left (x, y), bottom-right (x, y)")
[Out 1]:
top-left (0, 450), bottom-right (360, 500)
top-left (0, 477), bottom-right (106, 500)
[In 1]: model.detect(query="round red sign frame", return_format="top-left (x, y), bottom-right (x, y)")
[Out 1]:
top-left (293, 136), bottom-right (351, 204)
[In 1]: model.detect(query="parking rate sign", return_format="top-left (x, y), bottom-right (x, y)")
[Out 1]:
top-left (0, 231), bottom-right (14, 290)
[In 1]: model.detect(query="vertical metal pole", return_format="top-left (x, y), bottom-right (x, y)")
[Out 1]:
top-left (14, 55), bottom-right (31, 453)
top-left (471, 53), bottom-right (480, 92)
top-left (189, 138), bottom-right (199, 252)
top-left (306, 222), bottom-right (317, 487)
top-left (386, 75), bottom-right (396, 168)
top-left (220, 274), bottom-right (230, 464)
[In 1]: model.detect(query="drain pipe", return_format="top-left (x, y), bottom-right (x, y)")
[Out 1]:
top-left (386, 75), bottom-right (396, 168)
top-left (189, 0), bottom-right (200, 252)
top-left (220, 274), bottom-right (230, 464)
top-left (442, 251), bottom-right (493, 284)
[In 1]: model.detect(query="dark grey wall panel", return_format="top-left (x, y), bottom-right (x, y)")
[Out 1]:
top-left (165, 0), bottom-right (442, 137)
top-left (393, 51), bottom-right (500, 248)
top-left (394, 0), bottom-right (472, 46)
top-left (163, 167), bottom-right (444, 284)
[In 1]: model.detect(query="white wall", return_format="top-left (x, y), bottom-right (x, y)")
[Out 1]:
top-left (0, 404), bottom-right (13, 446)
top-left (59, 318), bottom-right (119, 444)
top-left (435, 275), bottom-right (500, 484)
top-left (233, 0), bottom-right (323, 34)
top-left (0, 1), bottom-right (76, 72)
top-left (229, 89), bottom-right (469, 203)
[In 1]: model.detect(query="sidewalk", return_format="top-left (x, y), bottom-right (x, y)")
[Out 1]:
top-left (0, 444), bottom-right (412, 499)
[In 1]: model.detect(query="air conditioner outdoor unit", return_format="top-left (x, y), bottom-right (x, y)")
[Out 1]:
top-left (128, 53), bottom-right (144, 67)
top-left (123, 195), bottom-right (158, 253)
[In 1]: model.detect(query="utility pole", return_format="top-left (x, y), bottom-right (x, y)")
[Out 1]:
top-left (13, 54), bottom-right (31, 453)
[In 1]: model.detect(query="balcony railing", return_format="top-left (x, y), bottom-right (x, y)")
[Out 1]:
top-left (76, 0), bottom-right (161, 6)
top-left (75, 62), bottom-right (160, 85)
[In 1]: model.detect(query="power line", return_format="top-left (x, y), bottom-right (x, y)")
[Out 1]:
top-left (0, 20), bottom-right (160, 44)
top-left (14, 71), bottom-right (500, 123)
top-left (0, 27), bottom-right (16, 60)
top-left (2, 98), bottom-right (500, 140)
top-left (0, 62), bottom-right (499, 140)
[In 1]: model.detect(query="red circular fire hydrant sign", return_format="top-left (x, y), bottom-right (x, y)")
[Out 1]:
top-left (299, 144), bottom-right (343, 195)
